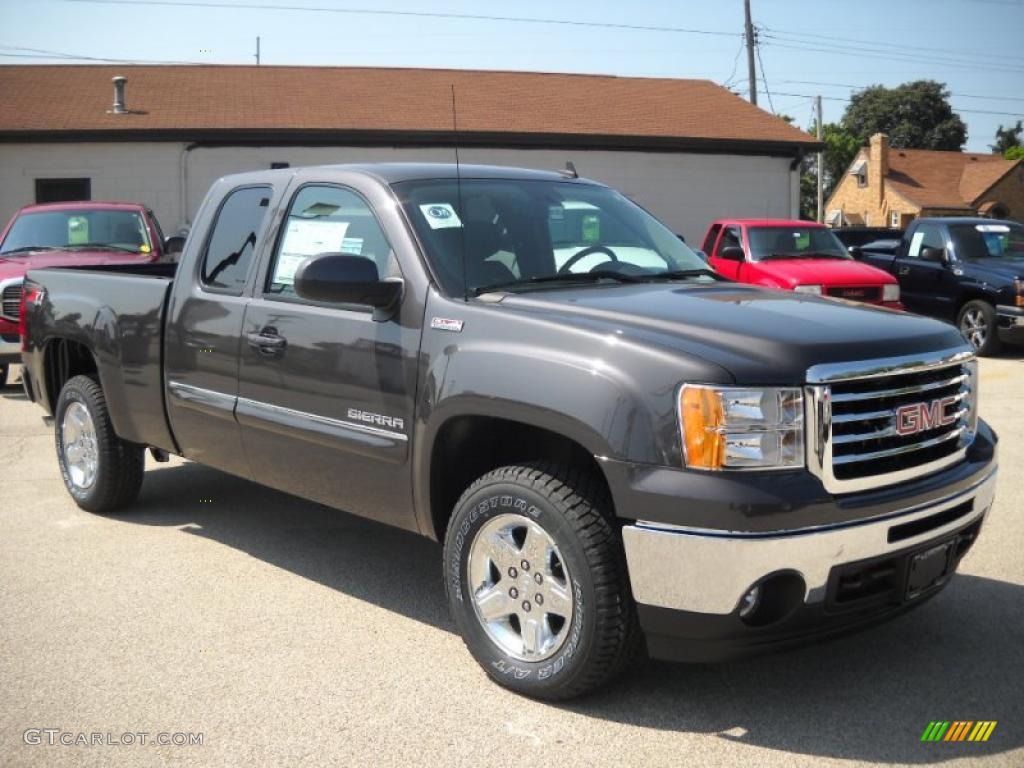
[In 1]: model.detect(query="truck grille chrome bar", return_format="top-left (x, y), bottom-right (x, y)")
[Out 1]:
top-left (1, 278), bottom-right (23, 321)
top-left (805, 348), bottom-right (978, 494)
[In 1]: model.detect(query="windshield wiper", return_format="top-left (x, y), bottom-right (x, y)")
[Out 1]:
top-left (474, 270), bottom-right (646, 295)
top-left (637, 268), bottom-right (722, 281)
top-left (65, 242), bottom-right (141, 253)
top-left (0, 245), bottom-right (61, 255)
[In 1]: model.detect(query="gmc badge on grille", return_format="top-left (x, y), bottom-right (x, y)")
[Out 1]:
top-left (895, 396), bottom-right (959, 437)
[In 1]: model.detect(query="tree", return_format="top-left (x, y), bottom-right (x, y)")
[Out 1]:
top-left (841, 80), bottom-right (966, 150)
top-left (991, 121), bottom-right (1023, 155)
top-left (1006, 146), bottom-right (1024, 162)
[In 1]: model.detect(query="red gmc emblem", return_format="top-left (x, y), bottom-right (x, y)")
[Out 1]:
top-left (895, 396), bottom-right (959, 437)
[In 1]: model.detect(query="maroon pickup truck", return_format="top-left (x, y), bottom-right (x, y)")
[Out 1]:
top-left (0, 201), bottom-right (180, 386)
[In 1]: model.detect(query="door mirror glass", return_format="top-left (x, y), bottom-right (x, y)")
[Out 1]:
top-left (920, 246), bottom-right (947, 264)
top-left (293, 253), bottom-right (402, 310)
top-left (718, 245), bottom-right (745, 261)
top-left (164, 235), bottom-right (186, 256)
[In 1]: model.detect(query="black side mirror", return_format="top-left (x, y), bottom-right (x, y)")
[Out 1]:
top-left (848, 245), bottom-right (863, 258)
top-left (294, 253), bottom-right (402, 312)
top-left (718, 245), bottom-right (745, 261)
top-left (920, 246), bottom-right (947, 264)
top-left (163, 235), bottom-right (186, 256)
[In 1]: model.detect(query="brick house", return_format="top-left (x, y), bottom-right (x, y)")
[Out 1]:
top-left (826, 132), bottom-right (1024, 227)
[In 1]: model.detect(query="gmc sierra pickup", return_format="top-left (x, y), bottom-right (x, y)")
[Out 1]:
top-left (21, 164), bottom-right (998, 700)
top-left (856, 217), bottom-right (1024, 356)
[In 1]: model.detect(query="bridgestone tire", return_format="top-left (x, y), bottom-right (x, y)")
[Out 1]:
top-left (55, 374), bottom-right (145, 513)
top-left (444, 463), bottom-right (641, 700)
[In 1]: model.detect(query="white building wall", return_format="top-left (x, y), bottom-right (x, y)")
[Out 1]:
top-left (0, 142), bottom-right (796, 245)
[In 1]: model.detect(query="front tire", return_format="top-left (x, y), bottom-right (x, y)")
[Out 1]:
top-left (958, 300), bottom-right (1002, 356)
top-left (443, 463), bottom-right (640, 700)
top-left (0, 364), bottom-right (7, 388)
top-left (55, 374), bottom-right (144, 513)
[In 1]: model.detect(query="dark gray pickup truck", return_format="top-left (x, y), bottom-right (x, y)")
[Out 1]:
top-left (20, 164), bottom-right (998, 700)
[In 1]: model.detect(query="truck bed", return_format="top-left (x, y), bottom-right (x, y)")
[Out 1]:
top-left (24, 263), bottom-right (178, 452)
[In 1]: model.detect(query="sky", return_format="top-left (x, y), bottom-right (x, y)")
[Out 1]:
top-left (0, 0), bottom-right (1021, 152)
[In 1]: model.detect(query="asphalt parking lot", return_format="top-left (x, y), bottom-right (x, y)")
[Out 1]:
top-left (1, 356), bottom-right (1021, 768)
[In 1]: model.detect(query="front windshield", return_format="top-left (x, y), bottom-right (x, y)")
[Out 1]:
top-left (395, 178), bottom-right (712, 296)
top-left (0, 209), bottom-right (152, 255)
top-left (747, 226), bottom-right (850, 261)
top-left (949, 223), bottom-right (1024, 260)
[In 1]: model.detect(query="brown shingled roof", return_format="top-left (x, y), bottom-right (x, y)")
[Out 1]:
top-left (883, 146), bottom-right (1018, 210)
top-left (0, 65), bottom-right (817, 150)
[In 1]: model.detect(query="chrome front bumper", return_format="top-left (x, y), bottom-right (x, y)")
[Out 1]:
top-left (997, 305), bottom-right (1024, 327)
top-left (622, 467), bottom-right (997, 615)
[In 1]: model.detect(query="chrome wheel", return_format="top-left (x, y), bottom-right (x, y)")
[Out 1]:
top-left (467, 513), bottom-right (574, 662)
top-left (62, 401), bottom-right (98, 489)
top-left (960, 307), bottom-right (988, 350)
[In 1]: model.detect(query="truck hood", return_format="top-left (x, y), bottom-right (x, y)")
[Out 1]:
top-left (958, 257), bottom-right (1024, 282)
top-left (0, 249), bottom-right (153, 281)
top-left (748, 257), bottom-right (896, 287)
top-left (496, 282), bottom-right (963, 385)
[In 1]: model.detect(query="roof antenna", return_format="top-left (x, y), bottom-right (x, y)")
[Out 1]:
top-left (562, 161), bottom-right (578, 179)
top-left (450, 83), bottom-right (469, 302)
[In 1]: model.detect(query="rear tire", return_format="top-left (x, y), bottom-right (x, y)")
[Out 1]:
top-left (958, 300), bottom-right (1002, 356)
top-left (55, 374), bottom-right (144, 513)
top-left (443, 462), bottom-right (640, 700)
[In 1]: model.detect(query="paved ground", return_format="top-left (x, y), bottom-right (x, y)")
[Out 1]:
top-left (1, 355), bottom-right (1022, 768)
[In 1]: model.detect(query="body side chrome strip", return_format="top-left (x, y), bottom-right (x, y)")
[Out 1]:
top-left (236, 396), bottom-right (408, 442)
top-left (167, 380), bottom-right (237, 412)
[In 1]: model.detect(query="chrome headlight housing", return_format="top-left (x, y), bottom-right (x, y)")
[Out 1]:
top-left (793, 284), bottom-right (823, 295)
top-left (679, 385), bottom-right (805, 470)
top-left (882, 283), bottom-right (901, 302)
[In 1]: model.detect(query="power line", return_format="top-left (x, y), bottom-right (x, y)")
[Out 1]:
top-left (762, 38), bottom-right (1024, 76)
top-left (754, 34), bottom-right (775, 114)
top-left (59, 0), bottom-right (741, 37)
top-left (0, 44), bottom-right (205, 65)
top-left (770, 90), bottom-right (1024, 117)
top-left (762, 25), bottom-right (1024, 63)
top-left (778, 79), bottom-right (1024, 103)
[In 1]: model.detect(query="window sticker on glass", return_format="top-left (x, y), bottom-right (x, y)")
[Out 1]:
top-left (67, 216), bottom-right (89, 245)
top-left (548, 205), bottom-right (565, 221)
top-left (341, 237), bottom-right (363, 254)
top-left (272, 219), bottom-right (350, 285)
top-left (419, 203), bottom-right (462, 230)
top-left (975, 224), bottom-right (1010, 233)
top-left (908, 230), bottom-right (926, 257)
top-left (581, 214), bottom-right (601, 242)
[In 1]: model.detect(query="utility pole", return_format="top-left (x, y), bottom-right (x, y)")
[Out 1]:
top-left (255, 36), bottom-right (261, 66)
top-left (744, 0), bottom-right (757, 105)
top-left (816, 95), bottom-right (824, 222)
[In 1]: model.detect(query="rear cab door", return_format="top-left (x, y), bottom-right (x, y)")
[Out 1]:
top-left (234, 170), bottom-right (423, 531)
top-left (164, 174), bottom-right (292, 478)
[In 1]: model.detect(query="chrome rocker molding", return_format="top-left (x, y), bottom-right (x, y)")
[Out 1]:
top-left (622, 466), bottom-right (997, 615)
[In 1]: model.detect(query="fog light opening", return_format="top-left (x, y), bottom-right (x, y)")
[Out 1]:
top-left (738, 572), bottom-right (806, 627)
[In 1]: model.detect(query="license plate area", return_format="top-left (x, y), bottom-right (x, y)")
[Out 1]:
top-left (905, 541), bottom-right (954, 599)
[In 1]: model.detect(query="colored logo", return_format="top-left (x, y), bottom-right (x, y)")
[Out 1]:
top-left (921, 721), bottom-right (997, 742)
top-left (895, 396), bottom-right (959, 437)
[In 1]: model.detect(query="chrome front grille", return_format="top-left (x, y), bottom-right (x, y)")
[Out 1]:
top-left (806, 349), bottom-right (978, 493)
top-left (826, 285), bottom-right (882, 303)
top-left (1, 279), bottom-right (23, 321)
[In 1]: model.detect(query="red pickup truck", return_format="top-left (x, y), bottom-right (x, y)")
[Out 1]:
top-left (701, 219), bottom-right (903, 309)
top-left (0, 201), bottom-right (179, 386)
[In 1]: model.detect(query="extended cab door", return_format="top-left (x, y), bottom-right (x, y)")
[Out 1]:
top-left (235, 182), bottom-right (420, 531)
top-left (164, 182), bottom-right (280, 478)
top-left (708, 224), bottom-right (744, 280)
top-left (891, 222), bottom-right (957, 318)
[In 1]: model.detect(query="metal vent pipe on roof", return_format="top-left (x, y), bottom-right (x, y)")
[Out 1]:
top-left (110, 76), bottom-right (127, 114)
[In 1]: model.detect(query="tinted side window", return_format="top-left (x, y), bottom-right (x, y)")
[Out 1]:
top-left (200, 186), bottom-right (271, 293)
top-left (266, 185), bottom-right (392, 300)
top-left (907, 223), bottom-right (944, 258)
top-left (702, 224), bottom-right (721, 253)
top-left (719, 225), bottom-right (742, 252)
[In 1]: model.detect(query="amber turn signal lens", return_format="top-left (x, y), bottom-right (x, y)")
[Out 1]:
top-left (681, 386), bottom-right (725, 469)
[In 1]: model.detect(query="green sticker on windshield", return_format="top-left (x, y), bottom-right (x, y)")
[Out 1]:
top-left (67, 216), bottom-right (89, 245)
top-left (581, 214), bottom-right (600, 243)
